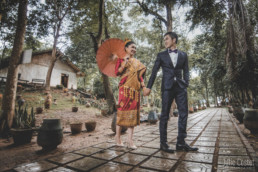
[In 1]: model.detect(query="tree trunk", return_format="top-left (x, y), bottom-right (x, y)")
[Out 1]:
top-left (45, 58), bottom-right (57, 91)
top-left (166, 3), bottom-right (172, 32)
top-left (205, 84), bottom-right (210, 107)
top-left (45, 26), bottom-right (60, 91)
top-left (102, 73), bottom-right (116, 113)
top-left (0, 0), bottom-right (28, 137)
top-left (90, 0), bottom-right (116, 114)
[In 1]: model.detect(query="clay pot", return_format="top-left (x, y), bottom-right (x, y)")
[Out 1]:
top-left (72, 107), bottom-right (78, 112)
top-left (189, 107), bottom-right (194, 113)
top-left (11, 128), bottom-right (33, 145)
top-left (101, 109), bottom-right (108, 116)
top-left (70, 123), bottom-right (83, 134)
top-left (37, 119), bottom-right (63, 150)
top-left (233, 107), bottom-right (244, 123)
top-left (36, 107), bottom-right (43, 114)
top-left (85, 121), bottom-right (96, 132)
top-left (243, 108), bottom-right (258, 134)
top-left (111, 112), bottom-right (127, 133)
top-left (85, 103), bottom-right (91, 108)
top-left (194, 107), bottom-right (198, 112)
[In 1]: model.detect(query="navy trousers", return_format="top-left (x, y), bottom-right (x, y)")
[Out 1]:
top-left (159, 82), bottom-right (188, 145)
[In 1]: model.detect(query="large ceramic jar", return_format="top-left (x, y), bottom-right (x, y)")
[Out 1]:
top-left (233, 107), bottom-right (244, 123)
top-left (243, 108), bottom-right (258, 134)
top-left (37, 119), bottom-right (63, 150)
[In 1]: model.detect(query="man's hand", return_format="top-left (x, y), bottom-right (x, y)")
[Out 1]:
top-left (143, 88), bottom-right (151, 96)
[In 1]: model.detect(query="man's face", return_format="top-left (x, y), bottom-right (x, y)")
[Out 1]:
top-left (164, 35), bottom-right (176, 48)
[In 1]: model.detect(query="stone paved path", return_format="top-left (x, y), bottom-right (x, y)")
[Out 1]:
top-left (11, 108), bottom-right (256, 172)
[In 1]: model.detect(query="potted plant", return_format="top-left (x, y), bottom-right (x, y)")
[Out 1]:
top-left (44, 94), bottom-right (52, 109)
top-left (85, 120), bottom-right (96, 132)
top-left (56, 84), bottom-right (63, 90)
top-left (100, 104), bottom-right (109, 116)
top-left (11, 104), bottom-right (35, 145)
top-left (63, 88), bottom-right (68, 93)
top-left (70, 122), bottom-right (83, 134)
top-left (148, 104), bottom-right (158, 124)
top-left (17, 84), bottom-right (23, 92)
top-left (36, 97), bottom-right (44, 114)
top-left (189, 106), bottom-right (194, 113)
top-left (72, 97), bottom-right (79, 112)
top-left (193, 105), bottom-right (198, 112)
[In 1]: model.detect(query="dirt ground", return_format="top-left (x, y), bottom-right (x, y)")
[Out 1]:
top-left (0, 107), bottom-right (150, 172)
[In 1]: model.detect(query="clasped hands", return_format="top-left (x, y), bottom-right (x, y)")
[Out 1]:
top-left (143, 87), bottom-right (151, 96)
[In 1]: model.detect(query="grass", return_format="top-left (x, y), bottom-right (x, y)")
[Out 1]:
top-left (0, 89), bottom-right (88, 112)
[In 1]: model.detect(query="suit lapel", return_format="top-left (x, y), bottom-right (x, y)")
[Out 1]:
top-left (176, 50), bottom-right (183, 69)
top-left (164, 50), bottom-right (174, 68)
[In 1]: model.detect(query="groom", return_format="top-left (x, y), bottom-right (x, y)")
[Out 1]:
top-left (144, 32), bottom-right (198, 153)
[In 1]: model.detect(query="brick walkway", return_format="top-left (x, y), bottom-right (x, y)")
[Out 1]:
top-left (12, 108), bottom-right (256, 172)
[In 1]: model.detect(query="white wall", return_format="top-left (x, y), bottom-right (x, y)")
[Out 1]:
top-left (0, 60), bottom-right (78, 89)
top-left (0, 68), bottom-right (8, 77)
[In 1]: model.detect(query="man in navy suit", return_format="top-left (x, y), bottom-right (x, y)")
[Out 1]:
top-left (144, 32), bottom-right (198, 153)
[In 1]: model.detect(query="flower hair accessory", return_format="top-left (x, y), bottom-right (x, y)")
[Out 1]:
top-left (124, 38), bottom-right (131, 45)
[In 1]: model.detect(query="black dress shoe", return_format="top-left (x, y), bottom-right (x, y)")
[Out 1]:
top-left (176, 143), bottom-right (198, 151)
top-left (160, 143), bottom-right (174, 153)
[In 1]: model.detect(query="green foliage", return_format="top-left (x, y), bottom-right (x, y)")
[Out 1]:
top-left (13, 104), bottom-right (35, 129)
top-left (93, 78), bottom-right (105, 98)
top-left (37, 97), bottom-right (44, 108)
top-left (56, 85), bottom-right (64, 89)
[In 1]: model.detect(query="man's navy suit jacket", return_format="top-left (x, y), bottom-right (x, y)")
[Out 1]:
top-left (147, 49), bottom-right (189, 92)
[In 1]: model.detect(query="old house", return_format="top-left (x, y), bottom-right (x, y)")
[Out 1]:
top-left (0, 49), bottom-right (84, 89)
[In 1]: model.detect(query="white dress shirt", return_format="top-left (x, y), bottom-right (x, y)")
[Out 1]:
top-left (168, 50), bottom-right (178, 67)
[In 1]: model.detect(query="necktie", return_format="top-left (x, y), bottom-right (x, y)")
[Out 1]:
top-left (168, 49), bottom-right (178, 53)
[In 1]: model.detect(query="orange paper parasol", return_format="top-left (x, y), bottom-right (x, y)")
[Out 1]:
top-left (96, 38), bottom-right (127, 77)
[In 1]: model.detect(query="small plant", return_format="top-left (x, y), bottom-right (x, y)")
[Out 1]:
top-left (13, 104), bottom-right (35, 129)
top-left (36, 97), bottom-right (44, 114)
top-left (45, 94), bottom-right (52, 109)
top-left (72, 96), bottom-right (77, 104)
top-left (72, 97), bottom-right (79, 112)
top-left (17, 85), bottom-right (23, 92)
top-left (56, 85), bottom-right (64, 89)
top-left (37, 97), bottom-right (44, 108)
top-left (63, 88), bottom-right (68, 93)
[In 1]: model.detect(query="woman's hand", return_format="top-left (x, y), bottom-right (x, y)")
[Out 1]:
top-left (121, 56), bottom-right (129, 68)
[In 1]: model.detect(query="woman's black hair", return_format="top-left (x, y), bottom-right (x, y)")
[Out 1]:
top-left (125, 41), bottom-right (135, 48)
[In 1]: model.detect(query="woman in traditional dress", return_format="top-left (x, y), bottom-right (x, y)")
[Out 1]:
top-left (114, 40), bottom-right (146, 149)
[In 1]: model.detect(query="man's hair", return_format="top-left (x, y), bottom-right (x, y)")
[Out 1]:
top-left (164, 32), bottom-right (178, 44)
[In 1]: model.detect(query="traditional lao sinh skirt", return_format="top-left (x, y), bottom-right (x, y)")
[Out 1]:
top-left (117, 86), bottom-right (140, 127)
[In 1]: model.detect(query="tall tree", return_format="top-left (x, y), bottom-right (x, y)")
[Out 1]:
top-left (41, 0), bottom-right (75, 91)
top-left (89, 0), bottom-right (116, 114)
top-left (0, 0), bottom-right (28, 136)
top-left (135, 0), bottom-right (174, 32)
